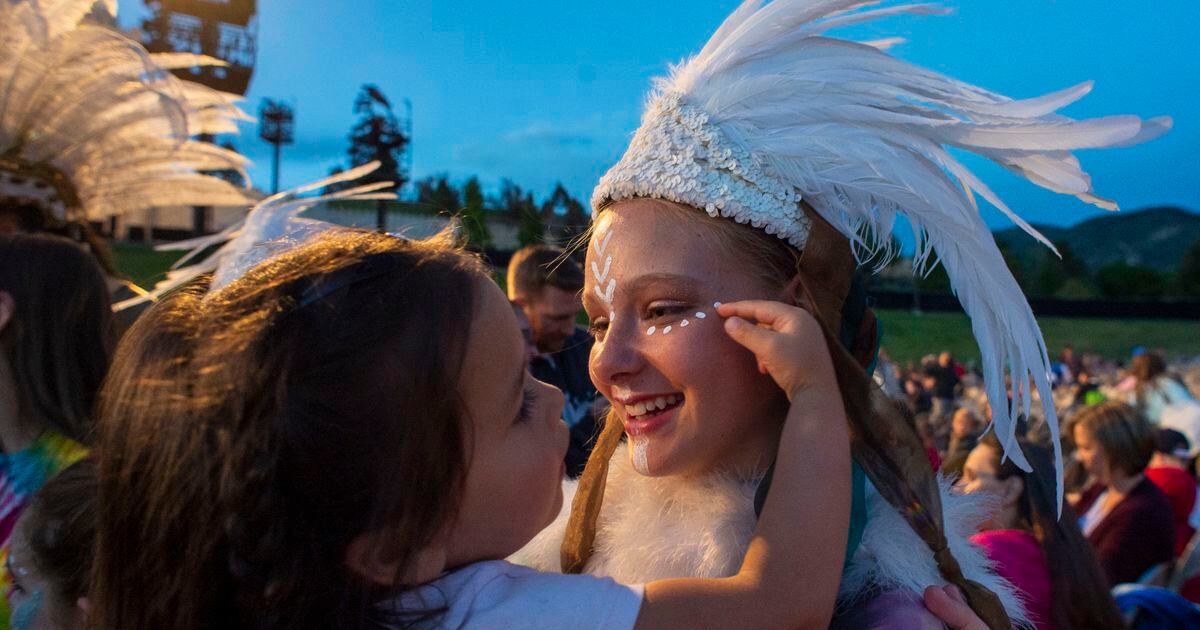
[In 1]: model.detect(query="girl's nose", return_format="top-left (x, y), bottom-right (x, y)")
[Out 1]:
top-left (589, 317), bottom-right (644, 387)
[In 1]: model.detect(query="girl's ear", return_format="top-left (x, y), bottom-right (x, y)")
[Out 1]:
top-left (345, 532), bottom-right (447, 587)
top-left (1001, 475), bottom-right (1025, 508)
top-left (0, 291), bottom-right (13, 333)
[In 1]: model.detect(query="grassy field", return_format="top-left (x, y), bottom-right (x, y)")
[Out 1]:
top-left (875, 308), bottom-right (1200, 365)
top-left (111, 242), bottom-right (187, 289)
top-left (113, 243), bottom-right (1198, 363)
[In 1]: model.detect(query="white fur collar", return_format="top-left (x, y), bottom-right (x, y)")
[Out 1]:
top-left (511, 451), bottom-right (1029, 626)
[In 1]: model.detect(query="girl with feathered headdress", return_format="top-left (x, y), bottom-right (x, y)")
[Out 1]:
top-left (511, 1), bottom-right (1169, 627)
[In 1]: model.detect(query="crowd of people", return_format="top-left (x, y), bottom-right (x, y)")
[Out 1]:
top-left (877, 345), bottom-right (1200, 623)
top-left (1, 0), bottom-right (1189, 628)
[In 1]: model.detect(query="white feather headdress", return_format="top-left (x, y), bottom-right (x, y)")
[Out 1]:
top-left (592, 0), bottom-right (1171, 505)
top-left (0, 0), bottom-right (253, 224)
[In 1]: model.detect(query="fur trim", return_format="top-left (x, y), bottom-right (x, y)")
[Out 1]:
top-left (840, 478), bottom-right (1030, 628)
top-left (511, 452), bottom-right (1029, 626)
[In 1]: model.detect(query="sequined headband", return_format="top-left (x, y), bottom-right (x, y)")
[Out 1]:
top-left (590, 91), bottom-right (812, 249)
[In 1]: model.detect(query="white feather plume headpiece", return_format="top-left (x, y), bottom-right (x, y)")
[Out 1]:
top-left (0, 0), bottom-right (253, 224)
top-left (114, 162), bottom-right (399, 310)
top-left (592, 0), bottom-right (1171, 505)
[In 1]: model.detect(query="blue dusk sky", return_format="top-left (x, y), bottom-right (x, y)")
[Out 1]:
top-left (117, 0), bottom-right (1198, 232)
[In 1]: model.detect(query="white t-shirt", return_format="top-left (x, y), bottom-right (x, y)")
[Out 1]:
top-left (380, 560), bottom-right (644, 629)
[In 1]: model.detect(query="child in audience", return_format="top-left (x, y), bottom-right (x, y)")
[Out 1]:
top-left (5, 459), bottom-right (95, 630)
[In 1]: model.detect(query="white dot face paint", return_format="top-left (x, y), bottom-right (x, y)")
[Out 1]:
top-left (631, 438), bottom-right (650, 474)
top-left (713, 301), bottom-right (722, 308)
top-left (646, 326), bottom-right (656, 335)
top-left (681, 319), bottom-right (689, 327)
top-left (695, 311), bottom-right (706, 319)
top-left (663, 325), bottom-right (672, 335)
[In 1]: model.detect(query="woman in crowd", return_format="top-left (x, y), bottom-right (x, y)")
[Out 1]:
top-left (1143, 428), bottom-right (1197, 557)
top-left (961, 434), bottom-right (1125, 629)
top-left (1072, 401), bottom-right (1176, 585)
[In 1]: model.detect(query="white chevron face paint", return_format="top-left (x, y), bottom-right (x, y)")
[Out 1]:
top-left (592, 224), bottom-right (617, 321)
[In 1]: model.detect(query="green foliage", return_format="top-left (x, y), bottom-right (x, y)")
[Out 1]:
top-left (915, 261), bottom-right (952, 294)
top-left (517, 193), bottom-right (545, 247)
top-left (541, 182), bottom-right (587, 245)
top-left (1096, 261), bottom-right (1168, 298)
top-left (414, 174), bottom-right (461, 213)
top-left (494, 179), bottom-right (544, 246)
top-left (1032, 241), bottom-right (1092, 298)
top-left (1177, 239), bottom-right (1200, 297)
top-left (458, 177), bottom-right (491, 250)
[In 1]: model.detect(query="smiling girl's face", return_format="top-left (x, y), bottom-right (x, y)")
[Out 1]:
top-left (584, 199), bottom-right (790, 478)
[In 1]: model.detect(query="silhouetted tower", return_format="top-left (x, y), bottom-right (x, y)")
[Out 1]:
top-left (259, 100), bottom-right (294, 194)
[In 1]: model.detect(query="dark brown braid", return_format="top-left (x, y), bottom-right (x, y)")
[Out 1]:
top-left (785, 271), bottom-right (1010, 629)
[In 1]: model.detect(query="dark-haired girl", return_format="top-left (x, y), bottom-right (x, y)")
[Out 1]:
top-left (0, 235), bottom-right (104, 625)
top-left (962, 434), bottom-right (1125, 629)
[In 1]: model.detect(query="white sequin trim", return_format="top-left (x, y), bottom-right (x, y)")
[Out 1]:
top-left (591, 91), bottom-right (811, 249)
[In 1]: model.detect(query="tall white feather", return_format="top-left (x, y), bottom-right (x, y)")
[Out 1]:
top-left (594, 0), bottom-right (1172, 509)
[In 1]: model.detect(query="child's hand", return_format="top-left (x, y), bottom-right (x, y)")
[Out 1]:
top-left (923, 586), bottom-right (989, 630)
top-left (718, 300), bottom-right (835, 401)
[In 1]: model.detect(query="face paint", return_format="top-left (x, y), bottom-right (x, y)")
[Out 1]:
top-left (10, 588), bottom-right (43, 630)
top-left (632, 437), bottom-right (650, 474)
top-left (592, 225), bottom-right (617, 320)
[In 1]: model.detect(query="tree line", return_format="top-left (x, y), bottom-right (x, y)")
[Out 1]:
top-left (905, 239), bottom-right (1200, 300)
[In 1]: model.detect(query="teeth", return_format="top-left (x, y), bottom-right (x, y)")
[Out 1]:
top-left (623, 394), bottom-right (681, 418)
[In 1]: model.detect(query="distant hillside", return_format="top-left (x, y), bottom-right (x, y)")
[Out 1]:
top-left (994, 206), bottom-right (1200, 273)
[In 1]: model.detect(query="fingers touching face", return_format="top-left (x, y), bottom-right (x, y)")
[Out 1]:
top-left (584, 202), bottom-right (788, 477)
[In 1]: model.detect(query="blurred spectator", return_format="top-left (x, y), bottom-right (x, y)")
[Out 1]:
top-left (961, 434), bottom-right (1125, 629)
top-left (1130, 353), bottom-right (1194, 425)
top-left (945, 408), bottom-right (982, 463)
top-left (506, 245), bottom-right (597, 476)
top-left (1144, 428), bottom-right (1197, 557)
top-left (1072, 401), bottom-right (1175, 586)
top-left (904, 373), bottom-right (932, 417)
top-left (1061, 345), bottom-right (1083, 386)
top-left (926, 352), bottom-right (960, 424)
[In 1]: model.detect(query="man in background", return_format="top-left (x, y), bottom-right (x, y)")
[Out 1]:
top-left (507, 245), bottom-right (599, 476)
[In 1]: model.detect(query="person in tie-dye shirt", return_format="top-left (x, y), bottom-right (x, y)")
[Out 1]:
top-left (0, 234), bottom-right (113, 628)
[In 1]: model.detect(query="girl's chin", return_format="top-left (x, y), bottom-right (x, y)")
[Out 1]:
top-left (625, 438), bottom-right (686, 478)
